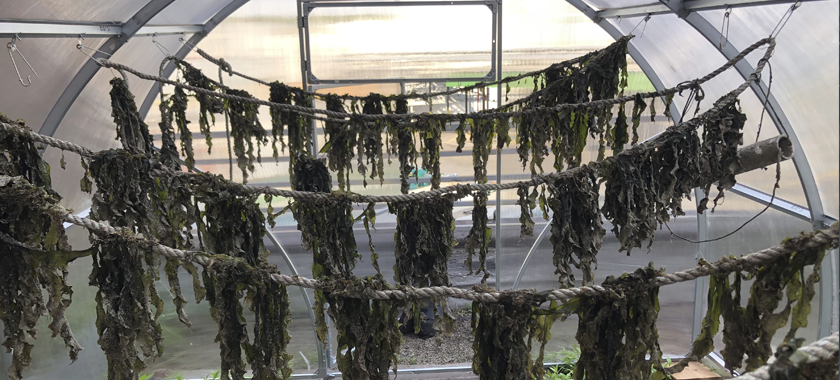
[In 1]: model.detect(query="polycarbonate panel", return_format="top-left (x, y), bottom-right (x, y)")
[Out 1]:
top-left (147, 0), bottom-right (234, 25)
top-left (703, 192), bottom-right (818, 370)
top-left (308, 5), bottom-right (494, 80)
top-left (698, 3), bottom-right (840, 219)
top-left (43, 34), bottom-right (191, 214)
top-left (607, 13), bottom-right (808, 207)
top-left (2, 0), bottom-right (146, 23)
top-left (0, 37), bottom-right (106, 131)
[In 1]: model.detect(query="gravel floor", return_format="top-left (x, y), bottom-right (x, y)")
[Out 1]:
top-left (398, 308), bottom-right (474, 366)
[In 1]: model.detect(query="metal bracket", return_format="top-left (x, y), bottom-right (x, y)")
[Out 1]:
top-left (481, 70), bottom-right (495, 81)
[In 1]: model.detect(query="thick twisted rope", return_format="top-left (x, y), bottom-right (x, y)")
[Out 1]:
top-left (182, 36), bottom-right (630, 102)
top-left (99, 37), bottom-right (773, 123)
top-left (56, 197), bottom-right (838, 303)
top-left (1, 36), bottom-right (774, 204)
top-left (734, 333), bottom-right (839, 380)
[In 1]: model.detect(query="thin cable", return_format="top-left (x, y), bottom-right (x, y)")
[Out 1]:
top-left (629, 14), bottom-right (651, 36)
top-left (769, 0), bottom-right (802, 38)
top-left (665, 161), bottom-right (781, 244)
top-left (755, 60), bottom-right (774, 142)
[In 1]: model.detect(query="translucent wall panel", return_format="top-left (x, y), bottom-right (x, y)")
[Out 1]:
top-left (44, 34), bottom-right (191, 214)
top-left (147, 0), bottom-right (234, 25)
top-left (2, 0), bottom-right (146, 23)
top-left (698, 3), bottom-right (840, 218)
top-left (0, 38), bottom-right (105, 131)
top-left (607, 14), bottom-right (808, 206)
top-left (308, 5), bottom-right (494, 80)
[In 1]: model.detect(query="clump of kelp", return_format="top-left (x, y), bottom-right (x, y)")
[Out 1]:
top-left (0, 114), bottom-right (86, 380)
top-left (290, 155), bottom-right (402, 380)
top-left (670, 227), bottom-right (837, 375)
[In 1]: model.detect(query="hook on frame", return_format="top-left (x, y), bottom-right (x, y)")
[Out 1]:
top-left (7, 35), bottom-right (38, 87)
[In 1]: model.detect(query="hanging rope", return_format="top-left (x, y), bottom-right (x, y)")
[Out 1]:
top-left (734, 332), bottom-right (839, 380)
top-left (52, 198), bottom-right (837, 303)
top-left (178, 35), bottom-right (633, 102)
top-left (94, 37), bottom-right (775, 124)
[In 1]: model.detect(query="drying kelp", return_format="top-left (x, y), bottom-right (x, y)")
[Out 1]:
top-left (202, 258), bottom-right (293, 380)
top-left (601, 102), bottom-right (744, 253)
top-left (512, 37), bottom-right (629, 174)
top-left (420, 117), bottom-right (447, 190)
top-left (269, 82), bottom-right (315, 184)
top-left (88, 151), bottom-right (166, 380)
top-left (713, 244), bottom-right (824, 373)
top-left (156, 87), bottom-right (182, 171)
top-left (464, 117), bottom-right (495, 283)
top-left (0, 114), bottom-right (52, 188)
top-left (111, 82), bottom-right (204, 327)
top-left (225, 88), bottom-right (268, 184)
top-left (471, 289), bottom-right (545, 380)
top-left (670, 232), bottom-right (831, 376)
top-left (290, 156), bottom-right (403, 378)
top-left (601, 129), bottom-right (702, 254)
top-left (109, 78), bottom-right (156, 157)
top-left (568, 264), bottom-right (664, 380)
top-left (176, 60), bottom-right (224, 152)
top-left (389, 195), bottom-right (461, 335)
top-left (323, 94), bottom-right (355, 191)
top-left (516, 185), bottom-right (537, 238)
top-left (268, 82), bottom-right (292, 158)
top-left (289, 156), bottom-right (358, 340)
top-left (171, 86), bottom-right (196, 170)
top-left (89, 235), bottom-right (164, 380)
top-left (0, 176), bottom-right (87, 380)
top-left (388, 117), bottom-right (417, 194)
top-left (192, 173), bottom-right (293, 380)
top-left (154, 171), bottom-right (203, 328)
top-left (321, 276), bottom-right (404, 380)
top-left (697, 101), bottom-right (746, 213)
top-left (547, 166), bottom-right (605, 286)
top-left (351, 95), bottom-right (387, 187)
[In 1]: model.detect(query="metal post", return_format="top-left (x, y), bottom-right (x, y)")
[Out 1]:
top-left (692, 188), bottom-right (709, 342)
top-left (308, 85), bottom-right (318, 155)
top-left (428, 82), bottom-right (433, 112)
top-left (297, 0), bottom-right (308, 91)
top-left (494, 0), bottom-right (503, 290)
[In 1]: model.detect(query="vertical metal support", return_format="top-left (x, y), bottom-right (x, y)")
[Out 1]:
top-left (428, 82), bottom-right (433, 112)
top-left (265, 228), bottom-right (328, 376)
top-left (297, 0), bottom-right (308, 91)
top-left (692, 188), bottom-right (709, 341)
top-left (308, 85), bottom-right (318, 155)
top-left (445, 87), bottom-right (450, 114)
top-left (493, 0), bottom-right (503, 290)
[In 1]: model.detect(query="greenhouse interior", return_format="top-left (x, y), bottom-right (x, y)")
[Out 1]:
top-left (0, 0), bottom-right (838, 379)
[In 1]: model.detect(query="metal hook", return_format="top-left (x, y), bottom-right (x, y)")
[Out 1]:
top-left (719, 6), bottom-right (732, 49)
top-left (7, 35), bottom-right (37, 87)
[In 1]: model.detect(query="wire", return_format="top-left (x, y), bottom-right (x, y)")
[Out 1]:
top-left (665, 161), bottom-right (782, 244)
top-left (769, 0), bottom-right (802, 38)
top-left (629, 14), bottom-right (652, 37)
top-left (755, 60), bottom-right (773, 142)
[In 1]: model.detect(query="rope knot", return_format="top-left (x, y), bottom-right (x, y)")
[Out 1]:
top-left (218, 58), bottom-right (233, 76)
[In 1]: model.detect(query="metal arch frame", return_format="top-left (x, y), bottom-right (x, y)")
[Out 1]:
top-left (653, 0), bottom-right (835, 338)
top-left (38, 0), bottom-right (175, 139)
top-left (137, 0), bottom-right (251, 119)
